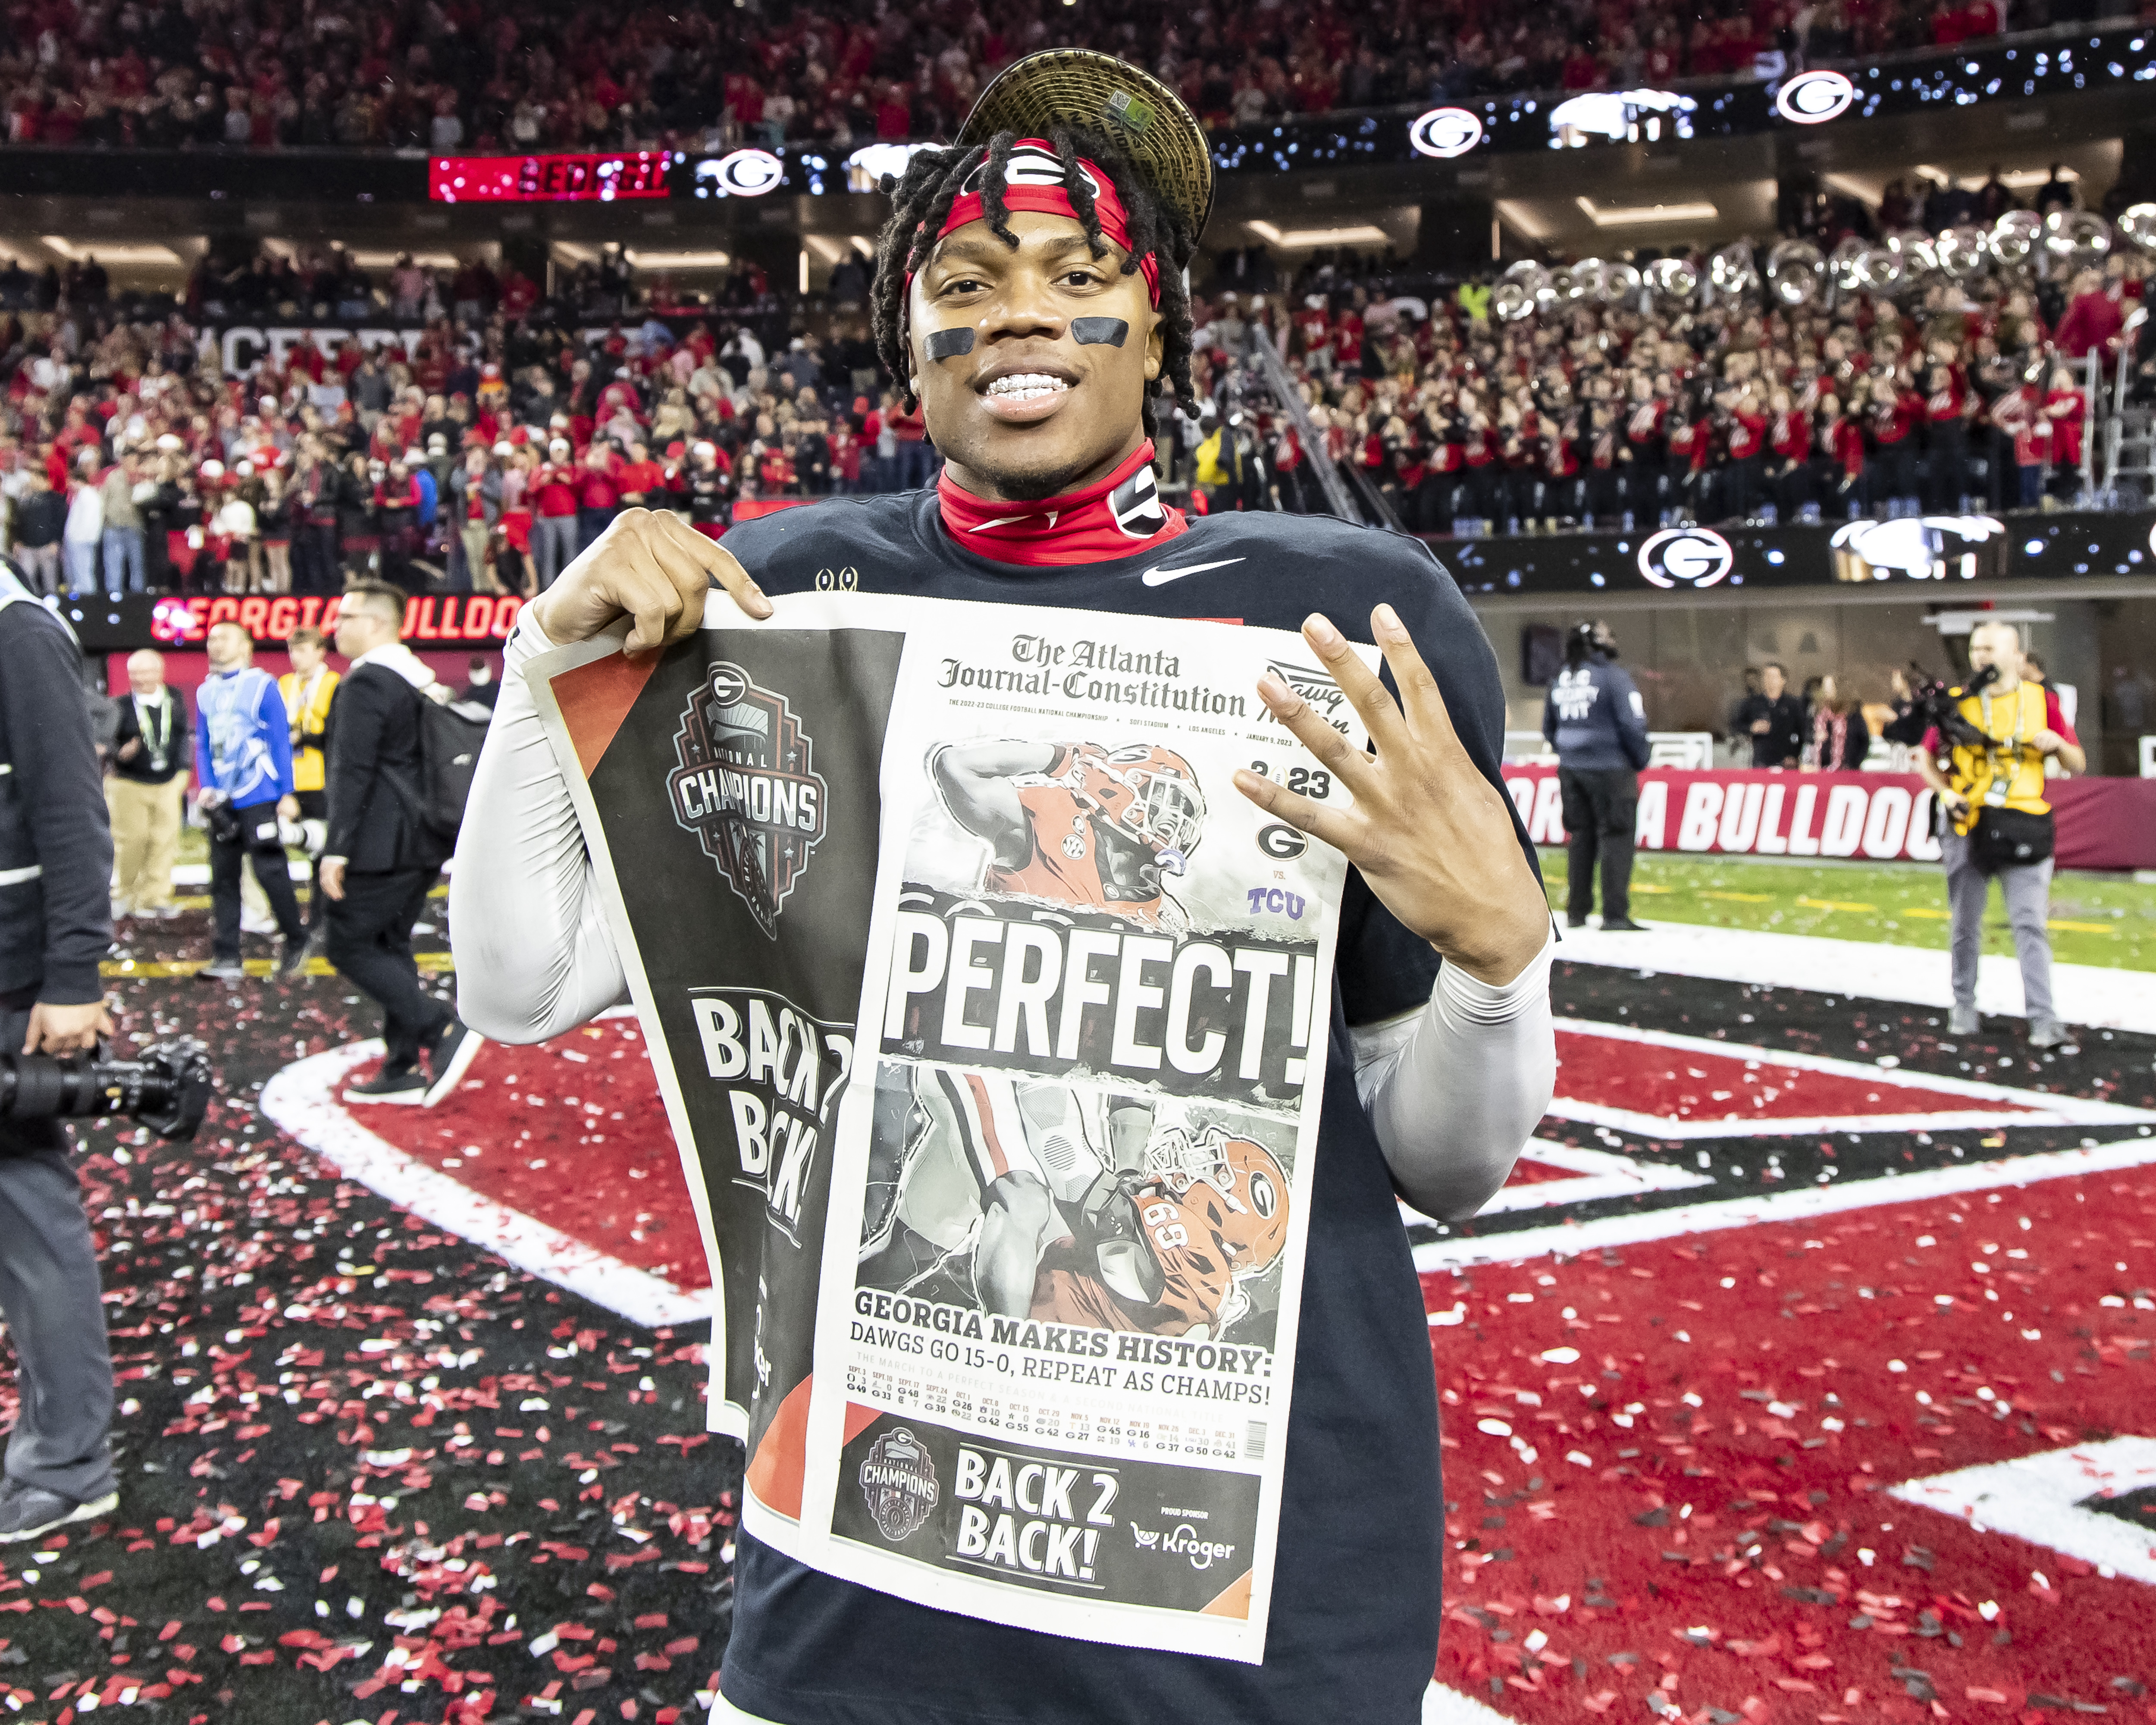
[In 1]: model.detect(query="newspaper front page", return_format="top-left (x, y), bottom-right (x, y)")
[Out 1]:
top-left (528, 590), bottom-right (1374, 1661)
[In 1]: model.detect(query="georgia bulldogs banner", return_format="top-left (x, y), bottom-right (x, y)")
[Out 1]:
top-left (526, 593), bottom-right (1366, 1661)
top-left (1503, 764), bottom-right (2156, 872)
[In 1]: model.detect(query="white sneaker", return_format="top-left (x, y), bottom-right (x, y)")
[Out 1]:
top-left (1947, 1004), bottom-right (1978, 1037)
top-left (240, 910), bottom-right (278, 935)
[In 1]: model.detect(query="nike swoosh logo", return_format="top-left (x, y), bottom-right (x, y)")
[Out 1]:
top-left (1141, 557), bottom-right (1246, 586)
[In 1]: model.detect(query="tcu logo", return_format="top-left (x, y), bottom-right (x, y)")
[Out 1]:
top-left (667, 662), bottom-right (829, 938)
top-left (1637, 526), bottom-right (1736, 590)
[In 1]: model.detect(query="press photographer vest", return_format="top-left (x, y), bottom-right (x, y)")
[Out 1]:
top-left (1947, 681), bottom-right (2050, 836)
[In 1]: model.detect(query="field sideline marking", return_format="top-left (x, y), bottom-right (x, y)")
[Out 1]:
top-left (260, 1039), bottom-right (710, 1329)
top-left (1549, 1016), bottom-right (2156, 1138)
top-left (1411, 1134), bottom-right (2156, 1273)
top-left (1555, 922), bottom-right (2156, 1034)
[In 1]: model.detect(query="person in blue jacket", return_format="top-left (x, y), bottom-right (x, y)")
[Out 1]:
top-left (1542, 619), bottom-right (1651, 930)
top-left (193, 620), bottom-right (309, 981)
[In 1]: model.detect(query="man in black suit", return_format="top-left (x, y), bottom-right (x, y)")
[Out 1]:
top-left (320, 581), bottom-right (480, 1105)
top-left (1735, 660), bottom-right (1808, 769)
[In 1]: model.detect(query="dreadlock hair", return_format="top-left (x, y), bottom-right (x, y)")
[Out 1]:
top-left (869, 125), bottom-right (1196, 443)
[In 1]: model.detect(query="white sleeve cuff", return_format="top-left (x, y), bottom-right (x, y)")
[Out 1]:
top-left (1435, 929), bottom-right (1558, 1027)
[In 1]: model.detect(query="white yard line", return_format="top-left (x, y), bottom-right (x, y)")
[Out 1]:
top-left (1557, 922), bottom-right (2156, 1035)
top-left (1411, 1135), bottom-right (2156, 1274)
top-left (260, 1040), bottom-right (711, 1329)
top-left (1889, 1439), bottom-right (2156, 1589)
top-left (1422, 1680), bottom-right (1514, 1723)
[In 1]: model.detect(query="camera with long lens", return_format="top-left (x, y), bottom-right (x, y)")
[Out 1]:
top-left (0, 1038), bottom-right (213, 1142)
top-left (1903, 661), bottom-right (1999, 752)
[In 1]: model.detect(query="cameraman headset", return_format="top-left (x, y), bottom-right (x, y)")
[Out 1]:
top-left (0, 558), bottom-right (121, 1542)
top-left (1915, 619), bottom-right (2083, 1048)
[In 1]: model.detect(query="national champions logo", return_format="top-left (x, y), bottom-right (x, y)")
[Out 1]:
top-left (859, 1427), bottom-right (940, 1541)
top-left (667, 661), bottom-right (829, 938)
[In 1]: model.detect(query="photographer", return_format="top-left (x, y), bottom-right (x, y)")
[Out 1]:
top-left (1916, 621), bottom-right (2084, 1048)
top-left (0, 561), bottom-right (120, 1542)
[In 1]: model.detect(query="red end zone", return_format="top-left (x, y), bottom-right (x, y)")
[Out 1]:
top-left (1424, 1165), bottom-right (2156, 1723)
top-left (258, 990), bottom-right (2156, 1717)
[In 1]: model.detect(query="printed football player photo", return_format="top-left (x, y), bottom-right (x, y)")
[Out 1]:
top-left (856, 1060), bottom-right (1291, 1346)
top-left (923, 737), bottom-right (1204, 926)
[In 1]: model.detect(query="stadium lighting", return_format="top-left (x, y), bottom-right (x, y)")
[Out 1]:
top-left (1574, 198), bottom-right (1720, 227)
top-left (1247, 220), bottom-right (1394, 249)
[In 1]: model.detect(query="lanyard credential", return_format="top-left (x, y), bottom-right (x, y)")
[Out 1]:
top-left (1977, 685), bottom-right (2027, 808)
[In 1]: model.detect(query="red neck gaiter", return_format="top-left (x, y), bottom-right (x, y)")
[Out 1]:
top-left (935, 441), bottom-right (1188, 567)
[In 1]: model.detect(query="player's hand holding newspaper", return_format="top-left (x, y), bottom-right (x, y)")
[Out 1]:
top-left (1233, 605), bottom-right (1548, 985)
top-left (533, 506), bottom-right (774, 651)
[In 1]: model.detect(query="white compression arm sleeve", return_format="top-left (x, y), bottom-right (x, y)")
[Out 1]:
top-left (1349, 933), bottom-right (1557, 1222)
top-left (449, 612), bottom-right (628, 1042)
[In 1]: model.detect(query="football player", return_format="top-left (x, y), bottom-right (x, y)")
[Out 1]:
top-left (928, 737), bottom-right (1203, 922)
top-left (1030, 1122), bottom-right (1289, 1338)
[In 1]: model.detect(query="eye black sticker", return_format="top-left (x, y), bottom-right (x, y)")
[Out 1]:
top-left (1072, 317), bottom-right (1130, 348)
top-left (923, 327), bottom-right (975, 361)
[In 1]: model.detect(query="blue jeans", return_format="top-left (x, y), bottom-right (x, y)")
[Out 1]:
top-left (63, 539), bottom-right (100, 595)
top-left (896, 441), bottom-right (938, 490)
top-left (100, 526), bottom-right (145, 593)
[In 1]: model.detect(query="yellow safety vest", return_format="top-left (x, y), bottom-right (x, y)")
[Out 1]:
top-left (1947, 681), bottom-right (2050, 835)
top-left (1195, 429), bottom-right (1238, 488)
top-left (280, 667), bottom-right (340, 794)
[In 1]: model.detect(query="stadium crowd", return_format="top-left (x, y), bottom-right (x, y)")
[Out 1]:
top-left (1222, 234), bottom-right (2153, 535)
top-left (2, 194), bottom-right (2152, 599)
top-left (0, 0), bottom-right (2135, 157)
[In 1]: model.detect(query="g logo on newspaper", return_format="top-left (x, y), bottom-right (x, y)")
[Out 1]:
top-left (859, 1427), bottom-right (941, 1542)
top-left (668, 661), bottom-right (829, 938)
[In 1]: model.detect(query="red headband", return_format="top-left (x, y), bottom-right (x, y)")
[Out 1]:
top-left (909, 138), bottom-right (1161, 310)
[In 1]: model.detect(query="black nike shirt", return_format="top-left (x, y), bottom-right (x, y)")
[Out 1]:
top-left (711, 490), bottom-right (1536, 1725)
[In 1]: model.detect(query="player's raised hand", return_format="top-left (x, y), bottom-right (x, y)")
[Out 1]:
top-left (1232, 604), bottom-right (1549, 986)
top-left (532, 507), bottom-right (774, 656)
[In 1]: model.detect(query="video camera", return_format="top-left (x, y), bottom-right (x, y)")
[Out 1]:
top-left (0, 1038), bottom-right (213, 1142)
top-left (1903, 661), bottom-right (2000, 752)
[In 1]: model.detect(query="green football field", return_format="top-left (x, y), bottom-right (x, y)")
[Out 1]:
top-left (1538, 849), bottom-right (2156, 972)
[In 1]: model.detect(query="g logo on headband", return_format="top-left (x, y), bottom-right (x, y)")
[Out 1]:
top-left (1638, 527), bottom-right (1735, 590)
top-left (1775, 69), bottom-right (1855, 124)
top-left (1409, 107), bottom-right (1485, 159)
top-left (962, 143), bottom-right (1100, 200)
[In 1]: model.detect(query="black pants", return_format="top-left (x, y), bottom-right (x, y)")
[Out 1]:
top-left (1868, 440), bottom-right (1918, 508)
top-left (1771, 461), bottom-right (1814, 518)
top-left (1927, 424), bottom-right (1969, 509)
top-left (292, 523), bottom-right (338, 596)
top-left (1559, 766), bottom-right (1639, 925)
top-left (211, 798), bottom-right (305, 963)
top-left (1720, 455), bottom-right (1763, 520)
top-left (325, 866), bottom-right (450, 1074)
top-left (0, 1004), bottom-right (116, 1505)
